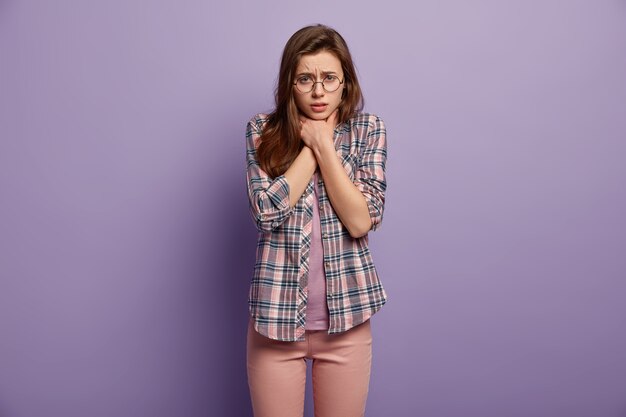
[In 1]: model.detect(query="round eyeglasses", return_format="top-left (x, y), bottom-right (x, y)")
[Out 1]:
top-left (293, 75), bottom-right (344, 93)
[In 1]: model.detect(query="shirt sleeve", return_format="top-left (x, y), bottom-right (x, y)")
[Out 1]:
top-left (354, 115), bottom-right (387, 232)
top-left (245, 116), bottom-right (294, 232)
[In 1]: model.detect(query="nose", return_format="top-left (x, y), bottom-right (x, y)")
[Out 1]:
top-left (312, 82), bottom-right (325, 97)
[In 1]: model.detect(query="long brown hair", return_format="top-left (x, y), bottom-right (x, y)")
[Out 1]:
top-left (257, 24), bottom-right (364, 178)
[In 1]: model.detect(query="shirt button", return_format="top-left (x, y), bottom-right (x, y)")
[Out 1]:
top-left (322, 233), bottom-right (328, 239)
top-left (324, 261), bottom-right (330, 268)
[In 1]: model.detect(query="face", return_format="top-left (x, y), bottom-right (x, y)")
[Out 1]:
top-left (293, 50), bottom-right (344, 120)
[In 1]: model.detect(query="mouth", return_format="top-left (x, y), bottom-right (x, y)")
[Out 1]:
top-left (310, 103), bottom-right (328, 112)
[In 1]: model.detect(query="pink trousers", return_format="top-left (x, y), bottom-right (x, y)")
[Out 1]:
top-left (246, 318), bottom-right (372, 417)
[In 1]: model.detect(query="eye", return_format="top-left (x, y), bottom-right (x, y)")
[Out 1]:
top-left (298, 76), bottom-right (312, 83)
top-left (325, 75), bottom-right (338, 81)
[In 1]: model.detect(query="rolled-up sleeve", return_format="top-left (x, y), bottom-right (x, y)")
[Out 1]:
top-left (245, 116), bottom-right (293, 232)
top-left (354, 115), bottom-right (387, 232)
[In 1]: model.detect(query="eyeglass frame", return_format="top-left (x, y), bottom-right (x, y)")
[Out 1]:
top-left (292, 75), bottom-right (345, 93)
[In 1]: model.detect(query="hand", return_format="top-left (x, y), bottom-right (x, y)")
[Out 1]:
top-left (299, 109), bottom-right (339, 152)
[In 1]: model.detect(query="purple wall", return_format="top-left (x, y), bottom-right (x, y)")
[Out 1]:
top-left (1, 1), bottom-right (625, 416)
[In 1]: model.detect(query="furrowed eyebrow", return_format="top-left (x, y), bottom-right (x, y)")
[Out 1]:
top-left (295, 71), bottom-right (338, 77)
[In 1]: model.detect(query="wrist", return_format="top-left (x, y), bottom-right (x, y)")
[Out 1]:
top-left (312, 139), bottom-right (335, 162)
top-left (310, 134), bottom-right (334, 154)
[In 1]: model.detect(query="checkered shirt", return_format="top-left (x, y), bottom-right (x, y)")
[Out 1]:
top-left (246, 112), bottom-right (388, 341)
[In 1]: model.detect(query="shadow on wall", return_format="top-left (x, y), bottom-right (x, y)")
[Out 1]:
top-left (198, 121), bottom-right (259, 416)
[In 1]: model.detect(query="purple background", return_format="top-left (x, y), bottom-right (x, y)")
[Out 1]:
top-left (1, 1), bottom-right (625, 416)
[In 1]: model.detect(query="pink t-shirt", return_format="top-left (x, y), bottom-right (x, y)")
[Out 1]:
top-left (304, 170), bottom-right (330, 330)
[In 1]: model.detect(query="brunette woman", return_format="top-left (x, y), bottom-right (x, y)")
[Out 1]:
top-left (245, 24), bottom-right (388, 417)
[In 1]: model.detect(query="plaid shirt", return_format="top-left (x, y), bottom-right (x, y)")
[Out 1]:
top-left (245, 112), bottom-right (388, 341)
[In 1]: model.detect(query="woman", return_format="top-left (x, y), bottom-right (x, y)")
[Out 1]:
top-left (245, 24), bottom-right (388, 417)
